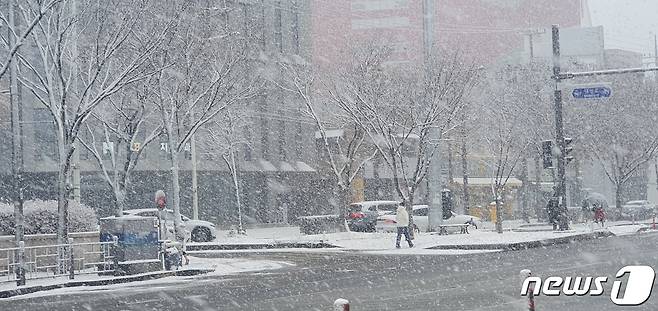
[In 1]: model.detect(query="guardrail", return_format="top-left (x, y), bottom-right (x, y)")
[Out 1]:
top-left (0, 237), bottom-right (118, 286)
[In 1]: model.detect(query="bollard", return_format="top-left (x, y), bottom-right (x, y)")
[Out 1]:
top-left (334, 298), bottom-right (350, 311)
top-left (519, 269), bottom-right (535, 311)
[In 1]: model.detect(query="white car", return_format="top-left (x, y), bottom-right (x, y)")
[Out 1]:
top-left (621, 200), bottom-right (656, 220)
top-left (123, 208), bottom-right (217, 242)
top-left (376, 205), bottom-right (480, 233)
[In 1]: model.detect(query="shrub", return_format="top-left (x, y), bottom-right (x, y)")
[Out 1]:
top-left (0, 200), bottom-right (98, 235)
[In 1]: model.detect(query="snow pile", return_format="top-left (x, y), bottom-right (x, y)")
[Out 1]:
top-left (186, 256), bottom-right (294, 276)
top-left (0, 200), bottom-right (97, 235)
top-left (607, 224), bottom-right (648, 236)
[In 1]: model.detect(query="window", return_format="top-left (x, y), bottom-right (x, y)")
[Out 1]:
top-left (32, 108), bottom-right (56, 161)
top-left (378, 204), bottom-right (399, 213)
top-left (244, 125), bottom-right (253, 161)
top-left (278, 118), bottom-right (286, 160)
top-left (137, 211), bottom-right (158, 218)
top-left (259, 0), bottom-right (266, 49)
top-left (274, 1), bottom-right (283, 52)
top-left (295, 122), bottom-right (303, 160)
top-left (291, 1), bottom-right (300, 54)
top-left (413, 207), bottom-right (428, 217)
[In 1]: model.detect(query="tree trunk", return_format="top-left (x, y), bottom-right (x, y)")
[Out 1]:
top-left (520, 157), bottom-right (530, 223)
top-left (405, 194), bottom-right (415, 239)
top-left (114, 187), bottom-right (127, 217)
top-left (615, 182), bottom-right (623, 219)
top-left (533, 155), bottom-right (544, 221)
top-left (167, 129), bottom-right (184, 243)
top-left (495, 187), bottom-right (503, 234)
top-left (229, 146), bottom-right (245, 234)
top-left (56, 157), bottom-right (71, 275)
top-left (56, 146), bottom-right (70, 246)
top-left (338, 185), bottom-right (351, 217)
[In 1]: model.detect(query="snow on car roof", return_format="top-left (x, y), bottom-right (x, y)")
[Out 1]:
top-left (350, 200), bottom-right (401, 207)
top-left (124, 208), bottom-right (167, 213)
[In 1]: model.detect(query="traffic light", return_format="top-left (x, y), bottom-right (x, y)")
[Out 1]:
top-left (541, 140), bottom-right (553, 169)
top-left (564, 137), bottom-right (574, 165)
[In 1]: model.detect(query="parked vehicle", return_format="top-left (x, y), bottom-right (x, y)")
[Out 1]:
top-left (346, 201), bottom-right (400, 232)
top-left (620, 200), bottom-right (656, 220)
top-left (123, 208), bottom-right (217, 242)
top-left (376, 205), bottom-right (481, 233)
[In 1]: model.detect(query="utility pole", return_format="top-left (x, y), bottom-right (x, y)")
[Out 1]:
top-left (71, 0), bottom-right (80, 202)
top-left (654, 34), bottom-right (658, 83)
top-left (423, 0), bottom-right (444, 231)
top-left (459, 108), bottom-right (470, 215)
top-left (9, 0), bottom-right (26, 286)
top-left (551, 25), bottom-right (570, 231)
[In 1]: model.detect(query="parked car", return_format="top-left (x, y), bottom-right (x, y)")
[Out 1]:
top-left (346, 201), bottom-right (400, 232)
top-left (123, 208), bottom-right (217, 242)
top-left (376, 205), bottom-right (481, 233)
top-left (621, 200), bottom-right (656, 220)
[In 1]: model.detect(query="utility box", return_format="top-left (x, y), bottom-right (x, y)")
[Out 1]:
top-left (100, 215), bottom-right (161, 275)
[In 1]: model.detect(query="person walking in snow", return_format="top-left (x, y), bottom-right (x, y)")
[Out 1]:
top-left (594, 205), bottom-right (606, 227)
top-left (395, 205), bottom-right (414, 249)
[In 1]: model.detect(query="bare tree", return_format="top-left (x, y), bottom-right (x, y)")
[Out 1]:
top-left (331, 46), bottom-right (479, 235)
top-left (148, 6), bottom-right (260, 242)
top-left (197, 110), bottom-right (251, 234)
top-left (0, 0), bottom-right (65, 80)
top-left (275, 58), bottom-right (378, 218)
top-left (476, 66), bottom-right (538, 233)
top-left (14, 0), bottom-right (169, 248)
top-left (79, 93), bottom-right (162, 216)
top-left (574, 78), bottom-right (658, 216)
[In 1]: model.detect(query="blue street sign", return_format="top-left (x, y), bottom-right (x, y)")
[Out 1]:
top-left (571, 86), bottom-right (612, 99)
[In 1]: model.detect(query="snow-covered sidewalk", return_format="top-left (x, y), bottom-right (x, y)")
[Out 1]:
top-left (0, 256), bottom-right (292, 298)
top-left (191, 221), bottom-right (647, 255)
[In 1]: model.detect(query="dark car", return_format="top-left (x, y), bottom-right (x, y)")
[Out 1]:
top-left (345, 201), bottom-right (400, 232)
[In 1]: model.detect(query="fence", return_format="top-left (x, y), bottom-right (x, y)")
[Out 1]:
top-left (0, 237), bottom-right (117, 286)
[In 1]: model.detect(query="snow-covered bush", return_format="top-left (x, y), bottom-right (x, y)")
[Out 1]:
top-left (0, 200), bottom-right (98, 235)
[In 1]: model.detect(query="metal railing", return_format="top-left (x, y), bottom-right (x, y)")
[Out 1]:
top-left (0, 237), bottom-right (118, 286)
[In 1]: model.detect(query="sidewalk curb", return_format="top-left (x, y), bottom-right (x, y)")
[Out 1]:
top-left (187, 241), bottom-right (340, 251)
top-left (0, 269), bottom-right (213, 299)
top-left (426, 231), bottom-right (614, 251)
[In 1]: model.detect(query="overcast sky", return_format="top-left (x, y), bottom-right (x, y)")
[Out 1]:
top-left (589, 0), bottom-right (658, 60)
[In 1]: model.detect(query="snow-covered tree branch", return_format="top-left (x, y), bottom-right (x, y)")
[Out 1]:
top-left (14, 0), bottom-right (171, 246)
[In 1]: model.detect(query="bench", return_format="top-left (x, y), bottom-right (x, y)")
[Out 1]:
top-left (437, 224), bottom-right (471, 235)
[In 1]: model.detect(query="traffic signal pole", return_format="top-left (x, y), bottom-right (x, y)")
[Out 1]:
top-left (550, 25), bottom-right (658, 230)
top-left (551, 25), bottom-right (569, 230)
